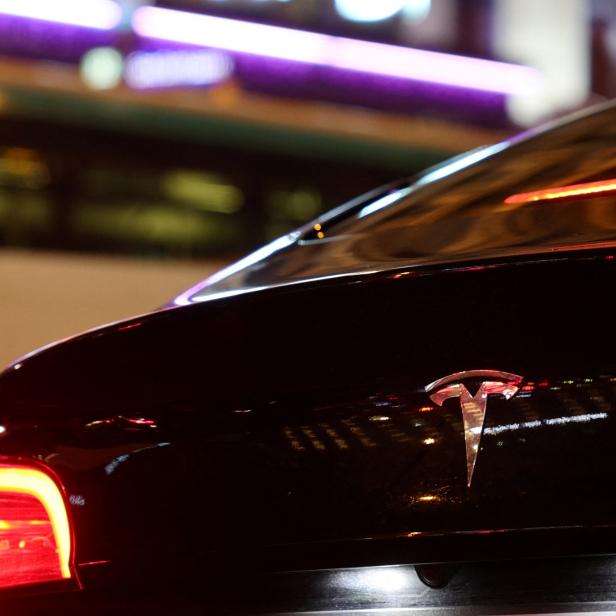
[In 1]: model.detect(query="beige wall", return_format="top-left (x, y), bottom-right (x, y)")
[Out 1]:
top-left (0, 249), bottom-right (222, 369)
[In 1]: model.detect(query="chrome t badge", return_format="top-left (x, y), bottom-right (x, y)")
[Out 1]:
top-left (425, 370), bottom-right (523, 487)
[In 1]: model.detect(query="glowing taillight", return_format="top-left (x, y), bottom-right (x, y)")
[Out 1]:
top-left (0, 465), bottom-right (72, 589)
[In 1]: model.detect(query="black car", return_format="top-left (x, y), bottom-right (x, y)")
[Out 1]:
top-left (1, 101), bottom-right (616, 615)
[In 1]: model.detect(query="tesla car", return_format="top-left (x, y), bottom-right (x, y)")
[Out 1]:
top-left (1, 101), bottom-right (616, 615)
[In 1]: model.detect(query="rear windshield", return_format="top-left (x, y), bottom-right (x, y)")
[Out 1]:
top-left (182, 103), bottom-right (616, 302)
top-left (312, 106), bottom-right (616, 254)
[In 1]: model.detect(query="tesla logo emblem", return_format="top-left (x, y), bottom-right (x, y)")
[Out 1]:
top-left (425, 370), bottom-right (523, 487)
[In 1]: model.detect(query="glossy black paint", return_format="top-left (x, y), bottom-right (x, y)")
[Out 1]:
top-left (0, 250), bottom-right (614, 590)
top-left (0, 104), bottom-right (616, 609)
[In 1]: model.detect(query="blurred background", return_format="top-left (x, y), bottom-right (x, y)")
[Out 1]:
top-left (0, 0), bottom-right (612, 364)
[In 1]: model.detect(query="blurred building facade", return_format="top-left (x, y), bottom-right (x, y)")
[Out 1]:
top-left (0, 0), bottom-right (609, 263)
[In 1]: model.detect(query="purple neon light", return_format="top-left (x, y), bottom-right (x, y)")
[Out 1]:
top-left (133, 7), bottom-right (541, 96)
top-left (0, 0), bottom-right (122, 30)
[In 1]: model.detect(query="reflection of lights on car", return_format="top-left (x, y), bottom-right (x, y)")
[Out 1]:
top-left (358, 187), bottom-right (413, 219)
top-left (125, 418), bottom-right (155, 426)
top-left (173, 232), bottom-right (299, 305)
top-left (85, 418), bottom-right (114, 428)
top-left (104, 443), bottom-right (171, 475)
top-left (360, 567), bottom-right (411, 591)
top-left (485, 413), bottom-right (607, 436)
top-left (122, 417), bottom-right (158, 429)
top-left (505, 178), bottom-right (616, 205)
top-left (329, 566), bottom-right (420, 596)
top-left (312, 223), bottom-right (325, 239)
top-left (345, 567), bottom-right (414, 592)
top-left (416, 143), bottom-right (508, 185)
top-left (423, 437), bottom-right (435, 445)
top-left (418, 495), bottom-right (438, 502)
top-left (117, 322), bottom-right (143, 332)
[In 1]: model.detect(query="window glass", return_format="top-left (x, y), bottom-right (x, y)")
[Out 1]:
top-left (311, 107), bottom-right (616, 262)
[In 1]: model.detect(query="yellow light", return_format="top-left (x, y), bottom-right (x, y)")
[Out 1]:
top-left (317, 231), bottom-right (325, 239)
top-left (314, 223), bottom-right (322, 231)
top-left (369, 415), bottom-right (390, 422)
top-left (505, 178), bottom-right (616, 205)
top-left (0, 467), bottom-right (72, 579)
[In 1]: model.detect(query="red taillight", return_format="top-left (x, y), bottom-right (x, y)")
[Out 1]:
top-left (0, 465), bottom-right (72, 589)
